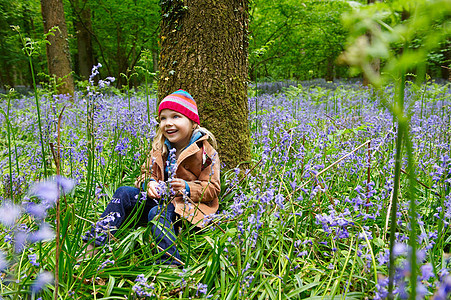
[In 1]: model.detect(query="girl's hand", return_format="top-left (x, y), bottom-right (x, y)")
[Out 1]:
top-left (170, 178), bottom-right (186, 193)
top-left (147, 181), bottom-right (160, 198)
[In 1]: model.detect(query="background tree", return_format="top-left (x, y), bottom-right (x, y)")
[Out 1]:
top-left (363, 0), bottom-right (380, 86)
top-left (158, 0), bottom-right (250, 169)
top-left (80, 0), bottom-right (160, 88)
top-left (40, 0), bottom-right (74, 95)
top-left (69, 0), bottom-right (94, 81)
top-left (0, 0), bottom-right (45, 89)
top-left (1, 0), bottom-right (449, 90)
top-left (249, 0), bottom-right (351, 81)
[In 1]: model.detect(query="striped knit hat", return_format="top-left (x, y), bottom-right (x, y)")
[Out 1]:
top-left (158, 90), bottom-right (200, 124)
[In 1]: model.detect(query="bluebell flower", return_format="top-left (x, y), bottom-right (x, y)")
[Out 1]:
top-left (14, 231), bottom-right (28, 253)
top-left (196, 283), bottom-right (208, 297)
top-left (31, 271), bottom-right (53, 293)
top-left (98, 259), bottom-right (115, 270)
top-left (393, 243), bottom-right (408, 257)
top-left (29, 176), bottom-right (75, 205)
top-left (433, 275), bottom-right (451, 300)
top-left (54, 175), bottom-right (76, 194)
top-left (25, 202), bottom-right (47, 220)
top-left (0, 201), bottom-right (22, 226)
top-left (209, 152), bottom-right (217, 176)
top-left (89, 63), bottom-right (102, 85)
top-left (132, 274), bottom-right (154, 297)
top-left (274, 194), bottom-right (285, 209)
top-left (29, 181), bottom-right (59, 204)
top-left (0, 251), bottom-right (8, 271)
top-left (29, 223), bottom-right (55, 243)
top-left (28, 253), bottom-right (39, 267)
top-left (420, 263), bottom-right (434, 281)
top-left (378, 249), bottom-right (390, 266)
top-left (4, 233), bottom-right (12, 244)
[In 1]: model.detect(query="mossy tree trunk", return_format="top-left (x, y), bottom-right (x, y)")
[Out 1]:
top-left (158, 0), bottom-right (250, 170)
top-left (40, 0), bottom-right (74, 96)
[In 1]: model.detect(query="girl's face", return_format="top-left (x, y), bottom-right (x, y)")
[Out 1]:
top-left (159, 109), bottom-right (194, 150)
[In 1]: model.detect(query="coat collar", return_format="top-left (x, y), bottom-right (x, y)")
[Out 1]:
top-left (176, 134), bottom-right (208, 164)
top-left (153, 134), bottom-right (209, 172)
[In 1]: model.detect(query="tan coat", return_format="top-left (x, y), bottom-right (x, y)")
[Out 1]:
top-left (135, 135), bottom-right (220, 227)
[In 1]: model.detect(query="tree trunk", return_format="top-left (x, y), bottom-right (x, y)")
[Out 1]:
top-left (73, 0), bottom-right (94, 80)
top-left (152, 51), bottom-right (159, 73)
top-left (0, 44), bottom-right (14, 88)
top-left (442, 39), bottom-right (451, 82)
top-left (40, 0), bottom-right (74, 96)
top-left (325, 56), bottom-right (335, 82)
top-left (158, 0), bottom-right (250, 170)
top-left (363, 0), bottom-right (380, 86)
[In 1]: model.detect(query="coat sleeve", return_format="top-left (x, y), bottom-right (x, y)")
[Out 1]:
top-left (186, 150), bottom-right (221, 203)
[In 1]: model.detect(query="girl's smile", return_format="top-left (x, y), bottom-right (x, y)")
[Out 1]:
top-left (160, 109), bottom-right (194, 151)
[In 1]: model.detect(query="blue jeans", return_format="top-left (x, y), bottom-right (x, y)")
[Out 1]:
top-left (82, 186), bottom-right (181, 265)
top-left (148, 204), bottom-right (181, 265)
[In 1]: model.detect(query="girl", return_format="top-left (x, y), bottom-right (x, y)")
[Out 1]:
top-left (82, 90), bottom-right (220, 265)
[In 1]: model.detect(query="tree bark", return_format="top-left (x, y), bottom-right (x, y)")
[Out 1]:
top-left (0, 44), bottom-right (14, 88)
top-left (40, 0), bottom-right (75, 96)
top-left (158, 0), bottom-right (250, 170)
top-left (73, 0), bottom-right (94, 80)
top-left (325, 56), bottom-right (335, 82)
top-left (363, 0), bottom-right (380, 86)
top-left (442, 39), bottom-right (451, 82)
top-left (152, 51), bottom-right (159, 73)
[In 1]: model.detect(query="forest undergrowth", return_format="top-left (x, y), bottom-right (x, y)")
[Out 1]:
top-left (0, 78), bottom-right (450, 299)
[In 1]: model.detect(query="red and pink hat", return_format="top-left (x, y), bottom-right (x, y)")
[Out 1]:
top-left (158, 90), bottom-right (200, 124)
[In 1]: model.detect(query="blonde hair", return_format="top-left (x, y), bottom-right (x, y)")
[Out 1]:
top-left (152, 122), bottom-right (218, 156)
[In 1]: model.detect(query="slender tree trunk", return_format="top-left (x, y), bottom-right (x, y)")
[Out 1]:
top-left (442, 39), bottom-right (451, 82)
top-left (40, 0), bottom-right (75, 96)
top-left (325, 56), bottom-right (335, 82)
top-left (152, 51), bottom-right (159, 73)
top-left (158, 0), bottom-right (250, 169)
top-left (115, 27), bottom-right (128, 88)
top-left (363, 0), bottom-right (380, 86)
top-left (73, 0), bottom-right (94, 80)
top-left (0, 45), bottom-right (14, 88)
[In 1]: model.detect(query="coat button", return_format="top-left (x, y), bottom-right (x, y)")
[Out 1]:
top-left (184, 165), bottom-right (189, 169)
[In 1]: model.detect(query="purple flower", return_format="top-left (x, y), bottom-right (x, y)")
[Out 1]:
top-left (378, 250), bottom-right (390, 266)
top-left (433, 275), bottom-right (451, 300)
top-left (28, 253), bottom-right (39, 267)
top-left (196, 283), bottom-right (208, 297)
top-left (25, 203), bottom-right (47, 219)
top-left (416, 282), bottom-right (428, 298)
top-left (167, 148), bottom-right (178, 180)
top-left (275, 194), bottom-right (285, 209)
top-left (4, 233), bottom-right (12, 244)
top-left (89, 63), bottom-right (102, 85)
top-left (98, 259), bottom-right (115, 270)
top-left (31, 271), bottom-right (53, 293)
top-left (375, 276), bottom-right (389, 300)
top-left (29, 181), bottom-right (59, 204)
top-left (0, 251), bottom-right (8, 271)
top-left (393, 243), bottom-right (408, 257)
top-left (0, 201), bottom-right (22, 226)
top-left (132, 274), bottom-right (154, 297)
top-left (54, 175), bottom-right (76, 194)
top-left (29, 223), bottom-right (55, 243)
top-left (14, 231), bottom-right (28, 253)
top-left (29, 176), bottom-right (75, 204)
